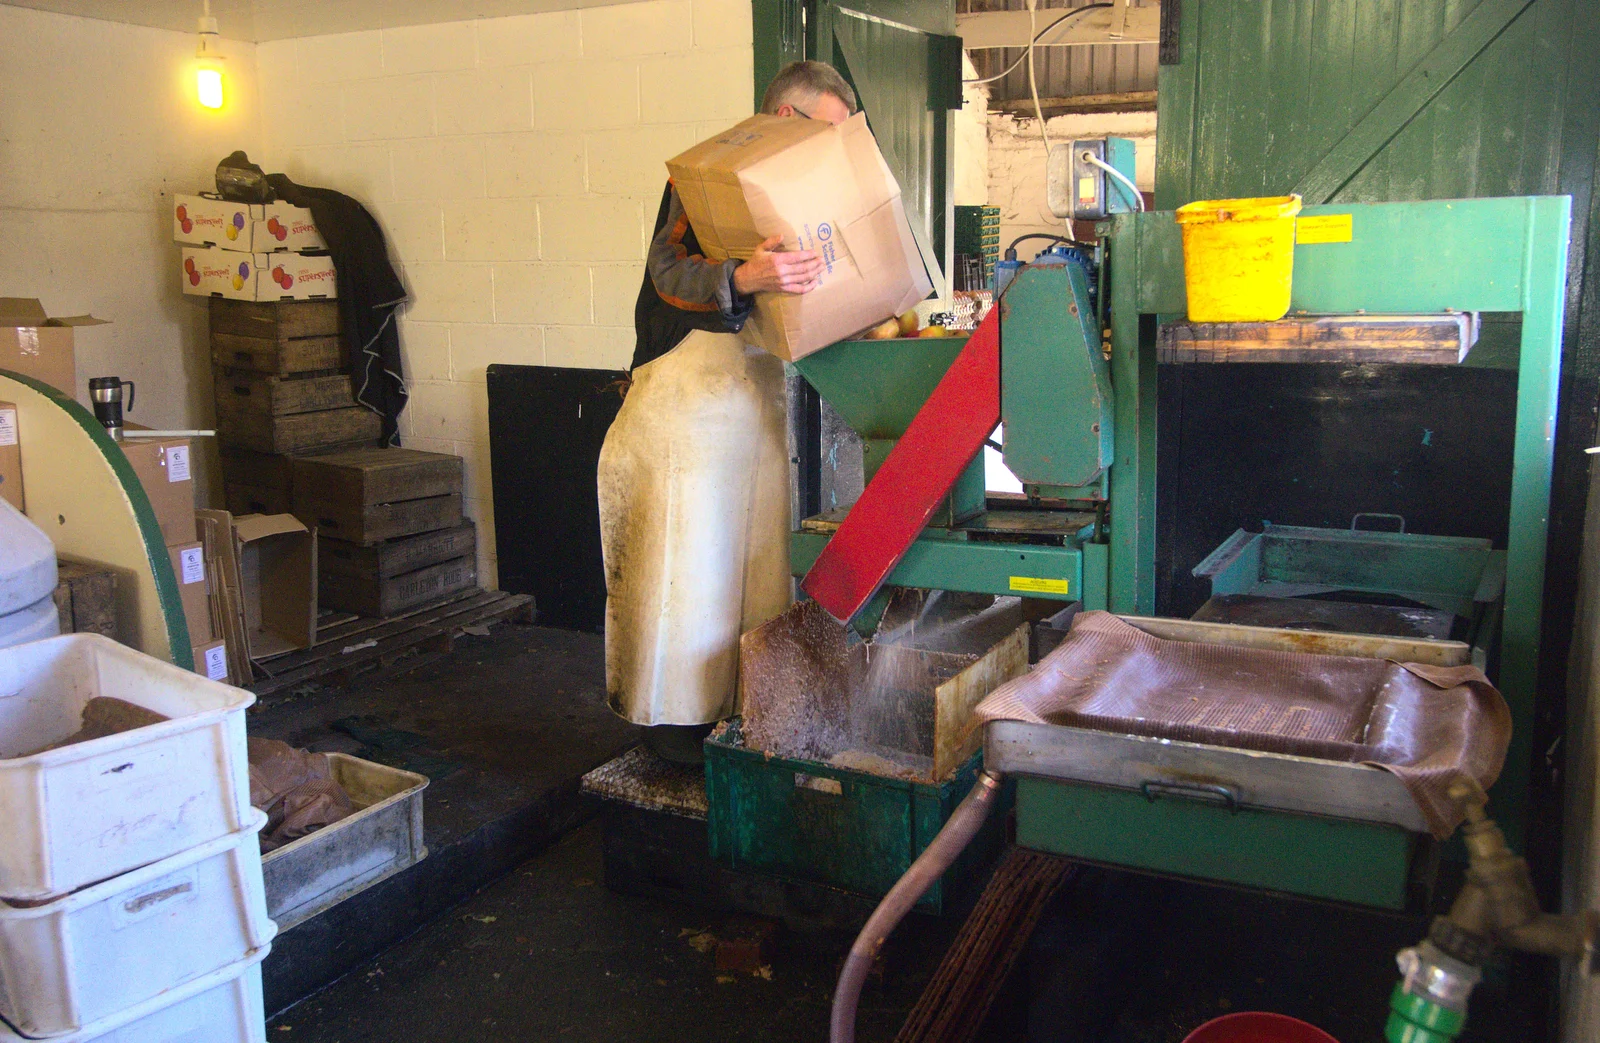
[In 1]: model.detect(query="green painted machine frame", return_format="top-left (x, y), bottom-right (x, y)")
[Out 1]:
top-left (1098, 196), bottom-right (1569, 859)
top-left (789, 197), bottom-right (1567, 907)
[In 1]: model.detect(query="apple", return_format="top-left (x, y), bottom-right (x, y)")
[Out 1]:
top-left (863, 318), bottom-right (901, 340)
top-left (896, 310), bottom-right (920, 336)
top-left (918, 325), bottom-right (949, 338)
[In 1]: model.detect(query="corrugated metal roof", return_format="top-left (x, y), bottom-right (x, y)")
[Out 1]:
top-left (963, 0), bottom-right (1158, 105)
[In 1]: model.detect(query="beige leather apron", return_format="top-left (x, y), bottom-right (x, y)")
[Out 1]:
top-left (597, 331), bottom-right (791, 726)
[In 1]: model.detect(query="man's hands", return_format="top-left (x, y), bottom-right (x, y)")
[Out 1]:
top-left (732, 235), bottom-right (824, 296)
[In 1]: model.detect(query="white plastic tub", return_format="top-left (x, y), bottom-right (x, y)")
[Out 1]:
top-left (262, 753), bottom-right (428, 930)
top-left (0, 948), bottom-right (268, 1043)
top-left (0, 811), bottom-right (275, 1036)
top-left (0, 633), bottom-right (255, 901)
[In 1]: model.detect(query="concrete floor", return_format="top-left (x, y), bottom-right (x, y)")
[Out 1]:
top-left (267, 820), bottom-right (942, 1043)
top-left (257, 625), bottom-right (1549, 1043)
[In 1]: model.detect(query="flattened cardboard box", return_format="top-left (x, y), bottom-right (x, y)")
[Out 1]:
top-left (197, 509), bottom-right (251, 685)
top-left (0, 298), bottom-right (108, 395)
top-left (0, 402), bottom-right (21, 511)
top-left (666, 113), bottom-right (932, 361)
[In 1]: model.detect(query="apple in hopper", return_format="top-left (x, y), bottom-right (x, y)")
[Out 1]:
top-left (863, 317), bottom-right (901, 340)
top-left (897, 310), bottom-right (920, 336)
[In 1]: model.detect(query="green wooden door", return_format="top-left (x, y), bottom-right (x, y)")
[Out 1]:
top-left (1153, 0), bottom-right (1600, 881)
top-left (753, 0), bottom-right (962, 283)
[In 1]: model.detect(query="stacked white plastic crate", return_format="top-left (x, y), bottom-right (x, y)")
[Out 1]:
top-left (0, 634), bottom-right (274, 1042)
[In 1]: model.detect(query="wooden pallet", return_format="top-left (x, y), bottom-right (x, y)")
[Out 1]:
top-left (248, 588), bottom-right (535, 696)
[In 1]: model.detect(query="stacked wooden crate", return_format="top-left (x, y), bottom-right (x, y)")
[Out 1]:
top-left (211, 298), bottom-right (381, 513)
top-left (291, 448), bottom-right (477, 617)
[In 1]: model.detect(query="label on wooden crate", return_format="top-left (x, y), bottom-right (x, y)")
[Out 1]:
top-left (0, 408), bottom-right (16, 446)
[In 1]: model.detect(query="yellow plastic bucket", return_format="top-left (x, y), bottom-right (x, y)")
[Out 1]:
top-left (1175, 195), bottom-right (1302, 322)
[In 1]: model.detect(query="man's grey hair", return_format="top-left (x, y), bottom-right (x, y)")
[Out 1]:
top-left (760, 61), bottom-right (857, 116)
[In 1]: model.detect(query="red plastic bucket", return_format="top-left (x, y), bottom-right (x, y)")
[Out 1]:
top-left (1182, 1011), bottom-right (1340, 1043)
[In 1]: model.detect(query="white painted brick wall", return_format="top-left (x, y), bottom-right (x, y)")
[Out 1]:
top-left (257, 0), bottom-right (754, 588)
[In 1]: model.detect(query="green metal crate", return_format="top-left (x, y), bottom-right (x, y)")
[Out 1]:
top-left (954, 205), bottom-right (1001, 285)
top-left (704, 719), bottom-right (1010, 913)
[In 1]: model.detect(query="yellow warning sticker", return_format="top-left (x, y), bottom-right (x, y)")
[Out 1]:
top-left (1296, 214), bottom-right (1353, 244)
top-left (1009, 576), bottom-right (1071, 596)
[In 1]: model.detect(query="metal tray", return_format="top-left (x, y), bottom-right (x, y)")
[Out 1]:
top-left (985, 615), bottom-right (1470, 832)
top-left (260, 753), bottom-right (428, 930)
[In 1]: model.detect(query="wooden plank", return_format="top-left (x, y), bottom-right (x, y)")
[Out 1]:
top-left (319, 555), bottom-right (478, 617)
top-left (213, 369), bottom-right (354, 417)
top-left (290, 447), bottom-right (463, 507)
top-left (991, 91), bottom-right (1157, 117)
top-left (1292, 0), bottom-right (1535, 203)
top-left (209, 297), bottom-right (340, 341)
top-left (1157, 313), bottom-right (1478, 365)
top-left (250, 591), bottom-right (531, 695)
top-left (217, 405), bottom-right (381, 454)
top-left (319, 521), bottom-right (477, 580)
top-left (282, 589), bottom-right (491, 660)
top-left (295, 492), bottom-right (462, 545)
top-left (211, 333), bottom-right (346, 375)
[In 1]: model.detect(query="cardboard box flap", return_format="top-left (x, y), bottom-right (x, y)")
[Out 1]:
top-left (0, 299), bottom-right (49, 327)
top-left (235, 512), bottom-right (310, 542)
top-left (0, 299), bottom-right (108, 329)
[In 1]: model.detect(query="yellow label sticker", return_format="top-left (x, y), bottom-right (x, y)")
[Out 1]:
top-left (1077, 176), bottom-right (1096, 202)
top-left (1009, 576), bottom-right (1071, 596)
top-left (1296, 214), bottom-right (1353, 244)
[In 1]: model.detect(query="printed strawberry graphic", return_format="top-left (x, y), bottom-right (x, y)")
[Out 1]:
top-left (184, 256), bottom-right (200, 285)
top-left (176, 204), bottom-right (192, 233)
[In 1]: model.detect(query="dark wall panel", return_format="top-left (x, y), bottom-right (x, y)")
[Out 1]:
top-left (487, 364), bottom-right (625, 632)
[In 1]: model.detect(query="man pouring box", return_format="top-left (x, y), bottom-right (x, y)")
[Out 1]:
top-left (666, 113), bottom-right (932, 361)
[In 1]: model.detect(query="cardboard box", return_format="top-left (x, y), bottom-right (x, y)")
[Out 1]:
top-left (233, 513), bottom-right (317, 661)
top-left (197, 509), bottom-right (250, 685)
top-left (173, 193), bottom-right (260, 251)
top-left (181, 248), bottom-right (338, 302)
top-left (168, 541), bottom-right (214, 645)
top-left (192, 639), bottom-right (229, 681)
top-left (0, 298), bottom-right (107, 395)
top-left (0, 402), bottom-right (20, 511)
top-left (259, 253), bottom-right (337, 300)
top-left (181, 247), bottom-right (260, 300)
top-left (256, 203), bottom-right (326, 252)
top-left (120, 437), bottom-right (195, 546)
top-left (666, 113), bottom-right (932, 361)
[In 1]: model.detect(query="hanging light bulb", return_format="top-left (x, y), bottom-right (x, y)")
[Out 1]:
top-left (196, 0), bottom-right (224, 109)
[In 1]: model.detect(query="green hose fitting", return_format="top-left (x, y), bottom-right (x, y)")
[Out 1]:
top-left (1385, 983), bottom-right (1466, 1043)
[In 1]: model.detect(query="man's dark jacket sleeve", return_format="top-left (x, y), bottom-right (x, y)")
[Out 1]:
top-left (631, 182), bottom-right (751, 371)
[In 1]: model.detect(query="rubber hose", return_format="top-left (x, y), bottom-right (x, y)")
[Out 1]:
top-left (829, 769), bottom-right (1006, 1043)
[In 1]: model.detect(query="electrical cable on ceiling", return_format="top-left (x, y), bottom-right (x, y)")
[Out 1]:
top-left (1084, 152), bottom-right (1146, 210)
top-left (962, 3), bottom-right (1112, 85)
